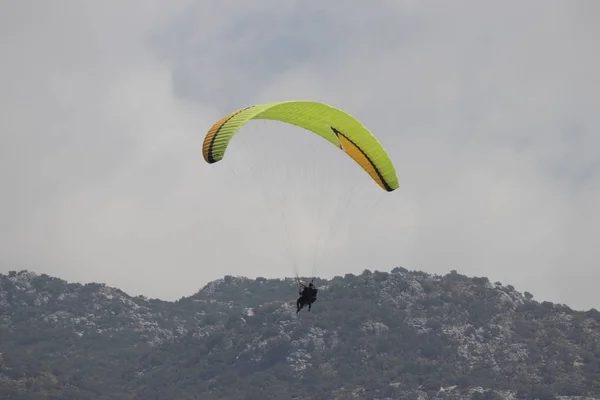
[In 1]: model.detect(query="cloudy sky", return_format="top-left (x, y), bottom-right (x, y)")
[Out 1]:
top-left (1, 1), bottom-right (598, 310)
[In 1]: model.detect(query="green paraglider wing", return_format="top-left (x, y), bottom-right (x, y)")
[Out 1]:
top-left (202, 100), bottom-right (398, 192)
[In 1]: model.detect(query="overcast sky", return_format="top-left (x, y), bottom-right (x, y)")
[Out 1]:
top-left (1, 1), bottom-right (598, 310)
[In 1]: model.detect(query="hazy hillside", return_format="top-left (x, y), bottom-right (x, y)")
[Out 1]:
top-left (1, 268), bottom-right (599, 400)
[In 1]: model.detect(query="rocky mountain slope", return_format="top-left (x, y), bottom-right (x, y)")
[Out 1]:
top-left (0, 268), bottom-right (599, 400)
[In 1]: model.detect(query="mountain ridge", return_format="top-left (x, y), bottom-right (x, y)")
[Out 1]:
top-left (1, 268), bottom-right (599, 400)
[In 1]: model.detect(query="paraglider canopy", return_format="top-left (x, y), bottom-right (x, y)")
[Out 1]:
top-left (202, 100), bottom-right (399, 281)
top-left (202, 100), bottom-right (399, 192)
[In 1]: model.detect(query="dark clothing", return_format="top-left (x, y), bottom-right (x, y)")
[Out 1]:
top-left (296, 283), bottom-right (318, 313)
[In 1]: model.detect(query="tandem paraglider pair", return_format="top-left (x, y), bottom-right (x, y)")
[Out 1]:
top-left (202, 100), bottom-right (399, 312)
top-left (296, 279), bottom-right (318, 313)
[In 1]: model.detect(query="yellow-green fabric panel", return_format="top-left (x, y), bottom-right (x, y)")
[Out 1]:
top-left (203, 100), bottom-right (399, 192)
